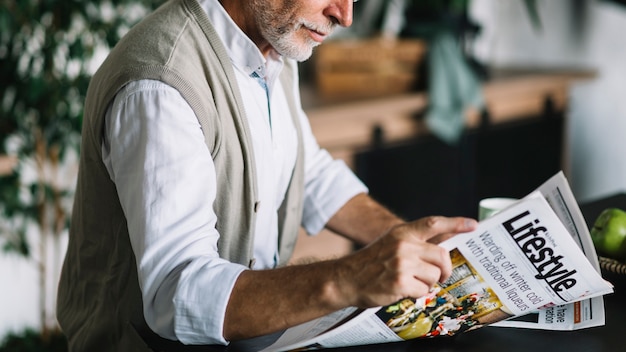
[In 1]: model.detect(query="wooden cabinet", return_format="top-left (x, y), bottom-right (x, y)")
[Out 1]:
top-left (355, 105), bottom-right (565, 220)
top-left (290, 70), bottom-right (594, 261)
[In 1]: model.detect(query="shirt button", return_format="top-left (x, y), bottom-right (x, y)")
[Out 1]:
top-left (254, 201), bottom-right (261, 213)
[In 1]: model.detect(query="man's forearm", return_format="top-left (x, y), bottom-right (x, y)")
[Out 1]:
top-left (222, 194), bottom-right (402, 341)
top-left (223, 215), bottom-right (478, 341)
top-left (325, 193), bottom-right (405, 245)
top-left (223, 259), bottom-right (349, 341)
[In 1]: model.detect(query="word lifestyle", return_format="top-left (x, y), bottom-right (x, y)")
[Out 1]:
top-left (503, 210), bottom-right (578, 299)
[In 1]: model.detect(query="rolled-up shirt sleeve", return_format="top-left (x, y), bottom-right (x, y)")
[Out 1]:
top-left (103, 80), bottom-right (245, 345)
top-left (291, 92), bottom-right (368, 236)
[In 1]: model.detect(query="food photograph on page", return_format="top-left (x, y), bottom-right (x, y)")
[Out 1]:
top-left (376, 249), bottom-right (514, 339)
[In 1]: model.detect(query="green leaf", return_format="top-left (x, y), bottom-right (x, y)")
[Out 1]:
top-left (2, 228), bottom-right (30, 258)
top-left (523, 0), bottom-right (542, 31)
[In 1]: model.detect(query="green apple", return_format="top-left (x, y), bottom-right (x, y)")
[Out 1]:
top-left (590, 208), bottom-right (626, 261)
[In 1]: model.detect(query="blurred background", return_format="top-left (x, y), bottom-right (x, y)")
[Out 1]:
top-left (1, 0), bottom-right (625, 349)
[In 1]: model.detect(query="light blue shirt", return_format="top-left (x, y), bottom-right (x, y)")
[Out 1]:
top-left (101, 0), bottom-right (367, 345)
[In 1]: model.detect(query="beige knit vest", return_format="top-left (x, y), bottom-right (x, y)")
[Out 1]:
top-left (57, 0), bottom-right (304, 350)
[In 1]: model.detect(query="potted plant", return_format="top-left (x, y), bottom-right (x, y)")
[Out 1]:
top-left (0, 0), bottom-right (160, 349)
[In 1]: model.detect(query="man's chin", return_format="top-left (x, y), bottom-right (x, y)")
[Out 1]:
top-left (289, 42), bottom-right (321, 62)
top-left (294, 51), bottom-right (314, 62)
top-left (279, 47), bottom-right (315, 62)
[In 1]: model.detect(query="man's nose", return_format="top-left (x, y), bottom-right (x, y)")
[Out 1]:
top-left (324, 0), bottom-right (354, 27)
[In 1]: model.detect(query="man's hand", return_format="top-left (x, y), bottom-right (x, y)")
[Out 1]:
top-left (224, 214), bottom-right (476, 341)
top-left (329, 216), bottom-right (477, 309)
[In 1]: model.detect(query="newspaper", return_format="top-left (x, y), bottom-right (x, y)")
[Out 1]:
top-left (492, 171), bottom-right (607, 330)
top-left (259, 172), bottom-right (614, 351)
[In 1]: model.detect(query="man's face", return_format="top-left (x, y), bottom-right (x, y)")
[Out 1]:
top-left (248, 0), bottom-right (354, 61)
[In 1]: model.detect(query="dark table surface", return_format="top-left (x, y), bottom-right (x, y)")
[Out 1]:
top-left (158, 194), bottom-right (626, 352)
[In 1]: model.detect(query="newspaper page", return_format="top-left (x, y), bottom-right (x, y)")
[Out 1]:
top-left (493, 171), bottom-right (607, 330)
top-left (261, 192), bottom-right (613, 351)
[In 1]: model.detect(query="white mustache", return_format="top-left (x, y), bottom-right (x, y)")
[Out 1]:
top-left (300, 20), bottom-right (336, 36)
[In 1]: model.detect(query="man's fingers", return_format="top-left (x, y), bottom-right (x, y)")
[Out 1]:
top-left (411, 243), bottom-right (452, 283)
top-left (403, 248), bottom-right (451, 298)
top-left (409, 216), bottom-right (478, 243)
top-left (346, 216), bottom-right (477, 308)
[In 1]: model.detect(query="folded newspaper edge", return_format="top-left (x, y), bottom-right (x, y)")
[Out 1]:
top-left (259, 172), bottom-right (614, 352)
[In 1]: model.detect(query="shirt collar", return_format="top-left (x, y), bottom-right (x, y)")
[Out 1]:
top-left (198, 0), bottom-right (283, 85)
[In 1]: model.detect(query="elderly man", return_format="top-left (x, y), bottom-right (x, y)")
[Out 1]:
top-left (57, 0), bottom-right (477, 350)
